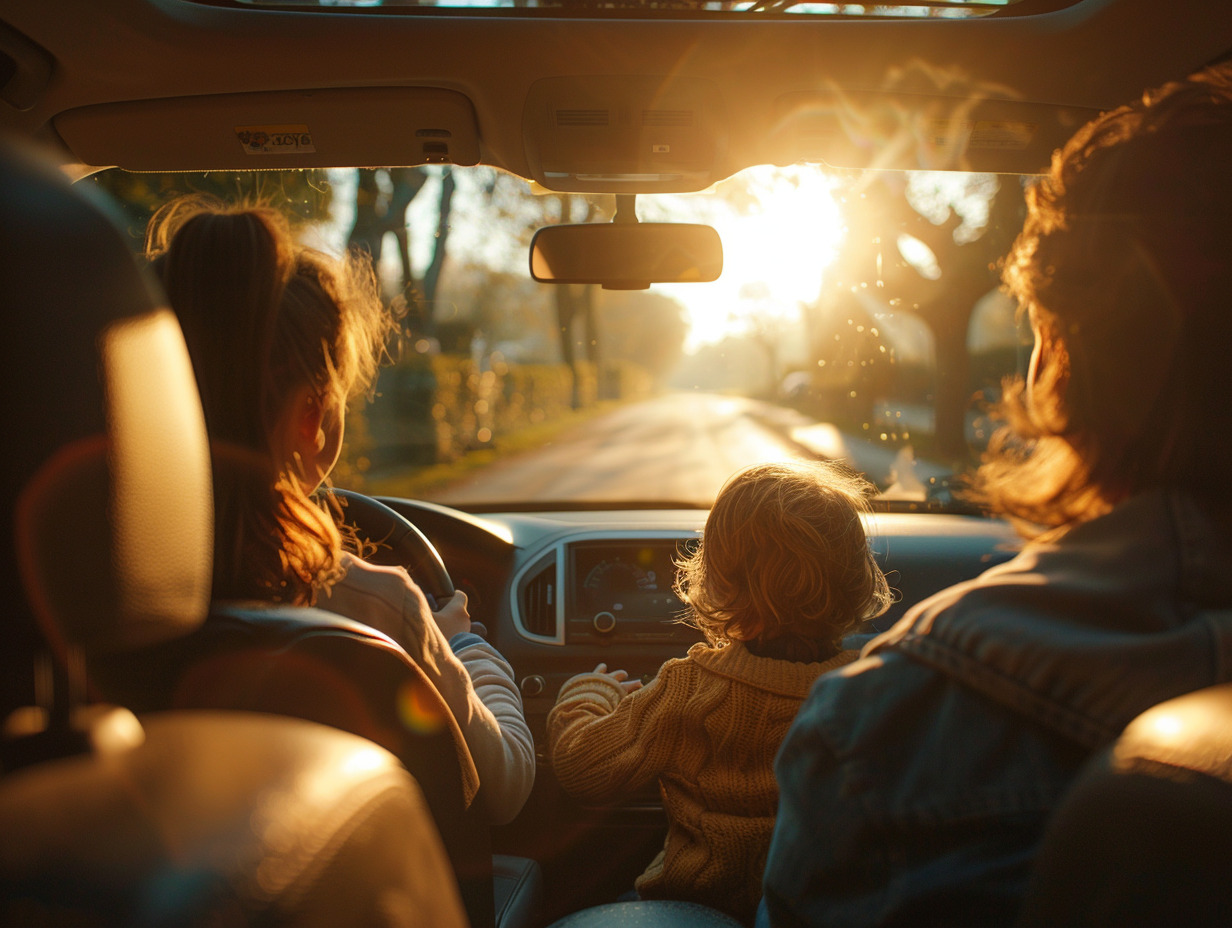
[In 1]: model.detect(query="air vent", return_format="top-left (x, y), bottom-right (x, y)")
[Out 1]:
top-left (643, 109), bottom-right (693, 127)
top-left (556, 109), bottom-right (609, 127)
top-left (519, 561), bottom-right (558, 638)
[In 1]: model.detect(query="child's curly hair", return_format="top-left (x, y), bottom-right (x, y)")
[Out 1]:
top-left (674, 460), bottom-right (891, 649)
top-left (146, 197), bottom-right (395, 606)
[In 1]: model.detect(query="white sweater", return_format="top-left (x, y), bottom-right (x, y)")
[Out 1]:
top-left (322, 553), bottom-right (535, 824)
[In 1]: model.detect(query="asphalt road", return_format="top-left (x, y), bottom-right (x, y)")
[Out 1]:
top-left (431, 392), bottom-right (816, 507)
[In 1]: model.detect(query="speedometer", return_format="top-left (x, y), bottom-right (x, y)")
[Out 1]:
top-left (564, 540), bottom-right (699, 645)
top-left (582, 557), bottom-right (656, 613)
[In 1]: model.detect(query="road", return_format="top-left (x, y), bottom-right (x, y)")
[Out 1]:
top-left (431, 392), bottom-right (814, 507)
top-left (429, 391), bottom-right (947, 507)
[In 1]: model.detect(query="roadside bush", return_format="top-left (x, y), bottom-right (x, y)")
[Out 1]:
top-left (353, 355), bottom-right (651, 475)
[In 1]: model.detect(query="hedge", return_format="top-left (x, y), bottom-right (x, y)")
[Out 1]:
top-left (349, 354), bottom-right (652, 472)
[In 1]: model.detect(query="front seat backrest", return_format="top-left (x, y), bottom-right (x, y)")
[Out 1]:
top-left (0, 138), bottom-right (212, 719)
top-left (1018, 681), bottom-right (1232, 927)
top-left (1, 710), bottom-right (467, 928)
top-left (0, 137), bottom-right (465, 927)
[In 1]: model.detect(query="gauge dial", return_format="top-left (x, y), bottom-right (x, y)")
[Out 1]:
top-left (581, 557), bottom-right (657, 614)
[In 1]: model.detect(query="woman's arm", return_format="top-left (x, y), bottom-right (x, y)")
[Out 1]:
top-left (376, 582), bottom-right (532, 826)
top-left (446, 629), bottom-right (537, 824)
top-left (325, 556), bottom-right (537, 820)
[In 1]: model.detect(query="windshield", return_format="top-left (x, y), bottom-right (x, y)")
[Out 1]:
top-left (94, 163), bottom-right (1028, 511)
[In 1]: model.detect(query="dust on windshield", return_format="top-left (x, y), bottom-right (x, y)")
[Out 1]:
top-left (95, 163), bottom-right (1028, 510)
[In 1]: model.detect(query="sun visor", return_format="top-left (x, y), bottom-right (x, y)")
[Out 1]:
top-left (769, 90), bottom-right (1099, 174)
top-left (523, 76), bottom-right (727, 194)
top-left (54, 87), bottom-right (481, 171)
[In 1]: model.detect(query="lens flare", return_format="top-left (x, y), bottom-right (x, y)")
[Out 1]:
top-left (397, 680), bottom-right (448, 735)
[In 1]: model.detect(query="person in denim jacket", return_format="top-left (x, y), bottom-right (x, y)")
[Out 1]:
top-left (761, 66), bottom-right (1232, 928)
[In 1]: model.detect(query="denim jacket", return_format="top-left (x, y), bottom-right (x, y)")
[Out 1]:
top-left (761, 490), bottom-right (1232, 928)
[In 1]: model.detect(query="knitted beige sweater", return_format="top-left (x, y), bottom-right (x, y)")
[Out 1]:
top-left (548, 641), bottom-right (857, 924)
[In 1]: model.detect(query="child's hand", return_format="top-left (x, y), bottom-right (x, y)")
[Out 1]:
top-left (431, 589), bottom-right (471, 640)
top-left (593, 662), bottom-right (643, 695)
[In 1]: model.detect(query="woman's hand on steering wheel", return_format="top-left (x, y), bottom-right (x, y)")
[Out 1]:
top-left (431, 589), bottom-right (471, 640)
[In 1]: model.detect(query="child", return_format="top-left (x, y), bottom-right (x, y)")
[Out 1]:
top-left (147, 198), bottom-right (534, 824)
top-left (547, 460), bottom-right (892, 923)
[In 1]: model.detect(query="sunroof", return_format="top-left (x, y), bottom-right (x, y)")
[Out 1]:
top-left (227, 0), bottom-right (1029, 18)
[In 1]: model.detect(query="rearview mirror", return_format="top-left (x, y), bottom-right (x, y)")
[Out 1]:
top-left (529, 222), bottom-right (723, 290)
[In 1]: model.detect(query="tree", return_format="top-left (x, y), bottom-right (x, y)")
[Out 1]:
top-left (809, 171), bottom-right (1024, 469)
top-left (422, 168), bottom-right (455, 311)
top-left (736, 281), bottom-right (798, 398)
top-left (593, 288), bottom-right (688, 384)
top-left (347, 167), bottom-right (460, 337)
top-left (905, 179), bottom-right (1024, 466)
top-left (550, 193), bottom-right (606, 406)
top-left (347, 167), bottom-right (428, 304)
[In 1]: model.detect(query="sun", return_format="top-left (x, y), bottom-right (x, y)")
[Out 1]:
top-left (652, 164), bottom-right (847, 352)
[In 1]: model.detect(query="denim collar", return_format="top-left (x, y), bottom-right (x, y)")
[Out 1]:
top-left (865, 490), bottom-right (1232, 749)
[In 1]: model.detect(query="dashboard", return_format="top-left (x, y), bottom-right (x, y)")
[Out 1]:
top-left (375, 497), bottom-right (1023, 751)
top-left (513, 534), bottom-right (699, 646)
top-left (372, 494), bottom-right (1025, 908)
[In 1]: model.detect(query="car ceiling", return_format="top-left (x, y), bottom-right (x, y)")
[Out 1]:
top-left (0, 0), bottom-right (1230, 192)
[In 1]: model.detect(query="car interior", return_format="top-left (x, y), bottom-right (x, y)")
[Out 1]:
top-left (3, 0), bottom-right (1232, 925)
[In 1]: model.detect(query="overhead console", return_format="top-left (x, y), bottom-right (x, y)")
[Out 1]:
top-left (522, 75), bottom-right (727, 194)
top-left (54, 87), bottom-right (481, 171)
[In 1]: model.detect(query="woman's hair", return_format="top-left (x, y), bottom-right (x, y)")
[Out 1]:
top-left (146, 197), bottom-right (394, 605)
top-left (674, 460), bottom-right (891, 649)
top-left (970, 66), bottom-right (1232, 531)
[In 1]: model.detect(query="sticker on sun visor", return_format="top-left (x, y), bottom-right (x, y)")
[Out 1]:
top-left (235, 125), bottom-right (316, 156)
top-left (968, 121), bottom-right (1037, 151)
top-left (926, 119), bottom-right (1036, 152)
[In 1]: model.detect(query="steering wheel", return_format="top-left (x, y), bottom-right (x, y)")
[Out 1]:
top-left (329, 488), bottom-right (455, 607)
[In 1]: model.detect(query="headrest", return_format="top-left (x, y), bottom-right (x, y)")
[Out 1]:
top-left (0, 138), bottom-right (212, 661)
top-left (1114, 681), bottom-right (1232, 780)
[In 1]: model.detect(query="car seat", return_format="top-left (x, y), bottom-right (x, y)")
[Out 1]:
top-left (92, 602), bottom-right (544, 928)
top-left (0, 135), bottom-right (465, 926)
top-left (1018, 682), bottom-right (1232, 927)
top-left (2, 143), bottom-right (541, 928)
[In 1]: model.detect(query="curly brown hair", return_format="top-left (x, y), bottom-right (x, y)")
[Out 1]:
top-left (674, 460), bottom-right (891, 650)
top-left (970, 66), bottom-right (1232, 532)
top-left (147, 198), bottom-right (395, 605)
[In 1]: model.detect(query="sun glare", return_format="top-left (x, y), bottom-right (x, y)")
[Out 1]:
top-left (319, 164), bottom-right (848, 362)
top-left (653, 165), bottom-right (846, 353)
